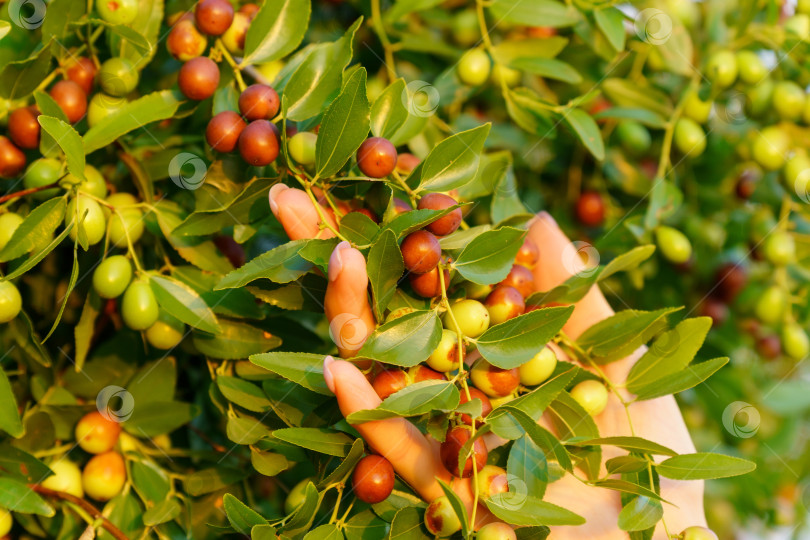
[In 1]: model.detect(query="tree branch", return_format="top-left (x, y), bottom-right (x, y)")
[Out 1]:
top-left (30, 484), bottom-right (130, 540)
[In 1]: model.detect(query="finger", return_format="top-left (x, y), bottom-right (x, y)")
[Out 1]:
top-left (268, 183), bottom-right (337, 240)
top-left (324, 242), bottom-right (376, 358)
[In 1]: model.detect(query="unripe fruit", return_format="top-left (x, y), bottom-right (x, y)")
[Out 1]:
top-left (0, 511), bottom-right (10, 537)
top-left (121, 279), bottom-right (159, 330)
top-left (515, 238), bottom-right (539, 268)
top-left (372, 369), bottom-right (408, 400)
top-left (570, 380), bottom-right (608, 416)
top-left (75, 411), bottom-right (121, 454)
top-left (736, 50), bottom-right (767, 85)
top-left (459, 387), bottom-right (492, 425)
top-left (178, 57), bottom-right (220, 101)
top-left (206, 111), bottom-right (246, 152)
top-left (772, 81), bottom-right (805, 122)
top-left (681, 526), bottom-right (719, 540)
top-left (23, 158), bottom-right (62, 198)
top-left (452, 10), bottom-right (479, 47)
top-left (82, 451), bottom-right (126, 501)
top-left (8, 106), bottom-right (40, 149)
top-left (99, 57), bottom-right (139, 97)
top-left (485, 285), bottom-right (525, 325)
top-left (239, 120), bottom-right (280, 166)
top-left (491, 64), bottom-right (521, 88)
top-left (195, 0), bottom-right (235, 36)
top-left (752, 126), bottom-right (789, 171)
top-left (288, 132), bottom-right (317, 166)
top-left (222, 12), bottom-right (250, 54)
top-left (62, 164), bottom-right (108, 199)
top-left (284, 478), bottom-right (311, 514)
top-left (705, 50), bottom-right (738, 88)
top-left (799, 0), bottom-right (810, 14)
top-left (49, 81), bottom-right (87, 123)
top-left (782, 322), bottom-right (809, 360)
top-left (66, 196), bottom-right (106, 246)
top-left (145, 311), bottom-right (185, 350)
top-left (96, 0), bottom-right (138, 24)
top-left (476, 464), bottom-right (508, 500)
top-left (440, 426), bottom-right (487, 477)
top-left (418, 193), bottom-right (462, 236)
top-left (93, 255), bottom-right (133, 299)
top-left (616, 121), bottom-right (651, 155)
top-left (106, 192), bottom-right (144, 248)
top-left (424, 496), bottom-right (461, 537)
top-left (762, 231), bottom-right (795, 266)
top-left (499, 264), bottom-right (534, 299)
top-left (401, 230), bottom-right (441, 274)
top-left (683, 90), bottom-right (712, 124)
top-left (786, 14), bottom-right (810, 39)
top-left (674, 118), bottom-right (706, 157)
top-left (0, 136), bottom-right (26, 178)
top-left (519, 346), bottom-right (557, 386)
top-left (351, 455), bottom-right (395, 504)
top-left (41, 460), bottom-right (84, 498)
top-left (478, 522), bottom-right (516, 540)
top-left (410, 267), bottom-right (449, 298)
top-left (575, 190), bottom-right (605, 227)
top-left (444, 299), bottom-right (490, 338)
top-left (784, 152), bottom-right (810, 192)
top-left (0, 281), bottom-right (22, 324)
top-left (457, 49), bottom-right (491, 86)
top-left (0, 213), bottom-right (24, 252)
top-left (470, 359), bottom-right (519, 398)
top-left (655, 226), bottom-right (692, 264)
top-left (87, 93), bottom-right (127, 127)
top-left (755, 286), bottom-right (787, 324)
top-left (428, 329), bottom-right (464, 372)
top-left (357, 137), bottom-right (397, 178)
top-left (239, 84), bottom-right (280, 121)
top-left (167, 20), bottom-right (207, 61)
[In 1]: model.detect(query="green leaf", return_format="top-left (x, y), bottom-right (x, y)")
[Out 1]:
top-left (655, 453), bottom-right (756, 480)
top-left (193, 320), bottom-right (281, 360)
top-left (561, 108), bottom-right (605, 160)
top-left (492, 38), bottom-right (569, 64)
top-left (656, 22), bottom-right (694, 77)
top-left (454, 226), bottom-right (525, 284)
top-left (576, 308), bottom-right (679, 364)
top-left (154, 201), bottom-right (234, 274)
top-left (3, 222), bottom-right (72, 281)
top-left (511, 57), bottom-right (582, 83)
top-left (438, 479), bottom-right (470, 537)
top-left (251, 448), bottom-right (293, 476)
top-left (185, 468), bottom-right (247, 496)
top-left (116, 0), bottom-right (162, 65)
top-left (304, 524), bottom-right (343, 539)
top-left (389, 507), bottom-right (430, 539)
top-left (38, 117), bottom-right (83, 180)
top-left (343, 510), bottom-right (389, 539)
top-left (602, 78), bottom-right (672, 118)
top-left (367, 229), bottom-right (404, 320)
top-left (224, 493), bottom-right (267, 534)
top-left (218, 376), bottom-right (271, 413)
top-left (339, 212), bottom-right (379, 246)
top-left (0, 477), bottom-right (54, 515)
top-left (494, 406), bottom-right (572, 472)
top-left (632, 358), bottom-right (729, 401)
top-left (486, 493), bottom-right (584, 526)
top-left (124, 401), bottom-right (197, 437)
top-left (504, 87), bottom-right (554, 137)
top-left (592, 479), bottom-right (664, 501)
top-left (149, 275), bottom-right (220, 334)
top-left (618, 496), bottom-right (663, 532)
top-left (0, 367), bottom-right (23, 437)
top-left (357, 310), bottom-right (442, 367)
top-left (606, 456), bottom-right (649, 475)
top-left (385, 207), bottom-right (462, 239)
top-left (216, 239), bottom-right (315, 289)
top-left (477, 306), bottom-right (573, 369)
top-left (127, 358), bottom-right (177, 406)
top-left (508, 435), bottom-right (548, 498)
top-left (347, 381), bottom-right (460, 422)
top-left (83, 91), bottom-right (181, 154)
top-left (593, 107), bottom-right (666, 129)
top-left (417, 124), bottom-right (490, 192)
top-left (0, 198), bottom-right (65, 262)
top-left (252, 524), bottom-right (279, 539)
top-left (572, 437), bottom-right (677, 457)
top-left (370, 79), bottom-right (409, 139)
top-left (0, 45), bottom-right (52, 100)
top-left (250, 352), bottom-right (331, 395)
top-left (241, 0), bottom-right (311, 66)
top-left (272, 428), bottom-right (354, 457)
top-left (143, 498), bottom-right (181, 526)
top-left (594, 7), bottom-right (626, 51)
top-left (316, 68), bottom-right (370, 178)
top-left (488, 0), bottom-right (580, 27)
top-left (546, 392), bottom-right (600, 478)
top-left (318, 438), bottom-right (365, 488)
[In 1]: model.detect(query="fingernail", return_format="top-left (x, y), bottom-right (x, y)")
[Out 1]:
top-left (329, 241), bottom-right (351, 282)
top-left (538, 211), bottom-right (558, 228)
top-left (323, 355), bottom-right (336, 393)
top-left (268, 183), bottom-right (289, 215)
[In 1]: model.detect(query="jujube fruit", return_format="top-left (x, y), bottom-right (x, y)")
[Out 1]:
top-left (683, 90), bottom-right (712, 124)
top-left (8, 106), bottom-right (40, 149)
top-left (756, 334), bottom-right (781, 359)
top-left (681, 526), bottom-right (719, 540)
top-left (0, 136), bottom-right (26, 178)
top-left (457, 49), bottom-right (491, 86)
top-left (515, 238), bottom-right (539, 268)
top-left (418, 193), bottom-right (462, 236)
top-left (655, 226), bottom-right (692, 264)
top-left (106, 192), bottom-right (144, 248)
top-left (49, 80), bottom-right (87, 123)
top-left (409, 365), bottom-right (445, 383)
top-left (570, 380), bottom-right (609, 416)
top-left (439, 426), bottom-right (487, 477)
top-left (121, 279), bottom-right (159, 330)
top-left (754, 285), bottom-right (786, 324)
top-left (470, 359), bottom-right (519, 398)
top-left (499, 264), bottom-right (534, 299)
top-left (62, 164), bottom-right (108, 199)
top-left (0, 510), bottom-right (11, 537)
top-left (762, 231), bottom-right (795, 266)
top-left (713, 263), bottom-right (746, 302)
top-left (167, 19), bottom-right (207, 61)
top-left (239, 84), bottom-right (280, 121)
top-left (87, 93), bottom-right (127, 127)
top-left (477, 522), bottom-right (516, 540)
top-left (772, 81), bottom-right (805, 122)
top-left (82, 451), bottom-right (126, 501)
top-left (206, 111), bottom-right (247, 152)
top-left (65, 56), bottom-right (97, 95)
top-left (705, 50), bottom-right (738, 88)
top-left (23, 158), bottom-right (62, 198)
top-left (178, 57), bottom-right (220, 101)
top-left (93, 255), bottom-right (133, 299)
top-left (357, 137), bottom-right (397, 178)
top-left (288, 132), bottom-right (317, 166)
top-left (424, 496), bottom-right (461, 537)
top-left (239, 120), bottom-right (280, 166)
top-left (146, 311), bottom-right (186, 350)
top-left (752, 126), bottom-right (789, 170)
top-left (575, 190), bottom-right (605, 226)
top-left (351, 455), bottom-right (395, 504)
top-left (0, 213), bottom-right (24, 252)
top-left (427, 329), bottom-right (464, 372)
top-left (491, 63), bottom-right (521, 88)
top-left (96, 0), bottom-right (138, 24)
top-left (519, 346), bottom-right (557, 386)
top-left (476, 465), bottom-right (508, 499)
top-left (99, 57), bottom-right (139, 97)
top-left (616, 120), bottom-right (651, 155)
top-left (195, 0), bottom-right (235, 36)
top-left (410, 267), bottom-right (449, 298)
top-left (444, 299), bottom-right (490, 338)
top-left (736, 50), bottom-right (767, 85)
top-left (75, 411), bottom-right (121, 454)
top-left (396, 153), bottom-right (420, 174)
top-left (401, 230), bottom-right (441, 274)
top-left (782, 323), bottom-right (809, 360)
top-left (0, 281), bottom-right (22, 324)
top-left (41, 460), bottom-right (83, 498)
top-left (372, 369), bottom-right (408, 400)
top-left (238, 3), bottom-right (259, 17)
top-left (485, 285), bottom-right (525, 325)
top-left (222, 12), bottom-right (250, 54)
top-left (459, 387), bottom-right (492, 425)
top-left (66, 196), bottom-right (106, 246)
top-left (674, 118), bottom-right (706, 157)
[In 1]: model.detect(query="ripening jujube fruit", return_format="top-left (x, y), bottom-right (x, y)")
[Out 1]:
top-left (167, 19), bottom-right (207, 61)
top-left (0, 213), bottom-right (24, 252)
top-left (427, 329), bottom-right (464, 372)
top-left (400, 230), bottom-right (441, 274)
top-left (178, 57), bottom-right (220, 101)
top-left (49, 80), bottom-right (87, 123)
top-left (470, 359), bottom-right (520, 398)
top-left (287, 132), bottom-right (318, 165)
top-left (206, 111), bottom-right (247, 152)
top-left (409, 364), bottom-right (445, 384)
top-left (519, 346), bottom-right (557, 386)
top-left (8, 106), bottom-right (41, 149)
top-left (476, 465), bottom-right (508, 500)
top-left (372, 369), bottom-right (408, 400)
top-left (222, 12), bottom-right (250, 54)
top-left (409, 267), bottom-right (449, 298)
top-left (96, 0), bottom-right (138, 24)
top-left (570, 380), bottom-right (609, 416)
top-left (106, 192), bottom-right (144, 248)
top-left (515, 238), bottom-right (539, 268)
top-left (357, 137), bottom-right (397, 178)
top-left (65, 56), bottom-right (98, 95)
top-left (575, 190), bottom-right (605, 226)
top-left (0, 136), bottom-right (26, 178)
top-left (75, 411), bottom-right (122, 454)
top-left (121, 279), bottom-right (160, 331)
top-left (195, 0), bottom-right (235, 36)
top-left (439, 425), bottom-right (487, 477)
top-left (0, 281), bottom-right (22, 324)
top-left (146, 311), bottom-right (186, 350)
top-left (395, 152), bottom-right (420, 174)
top-left (41, 460), bottom-right (84, 498)
top-left (499, 264), bottom-right (534, 299)
top-left (424, 496), bottom-right (461, 537)
top-left (458, 387), bottom-right (492, 425)
top-left (484, 285), bottom-right (525, 325)
top-left (418, 193), bottom-right (462, 236)
top-left (99, 57), bottom-right (139, 97)
top-left (713, 263), bottom-right (747, 302)
top-left (239, 84), bottom-right (280, 121)
top-left (93, 255), bottom-right (133, 299)
top-left (82, 451), bottom-right (126, 501)
top-left (477, 522), bottom-right (516, 540)
top-left (66, 196), bottom-right (106, 246)
top-left (351, 455), bottom-right (395, 504)
top-left (239, 120), bottom-right (280, 166)
top-left (444, 299), bottom-right (490, 338)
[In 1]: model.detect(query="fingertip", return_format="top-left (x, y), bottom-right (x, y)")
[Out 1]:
top-left (324, 355), bottom-right (336, 393)
top-left (268, 183), bottom-right (289, 215)
top-left (329, 241), bottom-right (352, 282)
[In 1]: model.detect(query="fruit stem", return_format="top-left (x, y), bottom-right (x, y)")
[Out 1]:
top-left (329, 484), bottom-right (345, 523)
top-left (217, 40), bottom-right (247, 92)
top-left (475, 0), bottom-right (493, 51)
top-left (31, 485), bottom-right (130, 540)
top-left (370, 0), bottom-right (397, 82)
top-left (655, 74), bottom-right (700, 180)
top-left (390, 170), bottom-right (418, 206)
top-left (301, 180), bottom-right (349, 242)
top-left (0, 181), bottom-right (61, 205)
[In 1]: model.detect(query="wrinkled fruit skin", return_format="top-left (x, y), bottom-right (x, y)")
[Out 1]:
top-left (93, 255), bottom-right (133, 299)
top-left (76, 411), bottom-right (122, 454)
top-left (146, 312), bottom-right (185, 350)
top-left (178, 57), bottom-right (220, 101)
top-left (239, 84), bottom-right (280, 121)
top-left (470, 359), bottom-right (520, 398)
top-left (0, 281), bottom-right (22, 324)
top-left (401, 230), bottom-right (441, 274)
top-left (418, 193), bottom-right (462, 236)
top-left (519, 346), bottom-right (557, 386)
top-left (424, 496), bottom-right (462, 537)
top-left (477, 522), bottom-right (516, 540)
top-left (121, 280), bottom-right (160, 331)
top-left (444, 299), bottom-right (490, 338)
top-left (206, 111), bottom-right (247, 152)
top-left (357, 137), bottom-right (397, 178)
top-left (570, 380), bottom-right (609, 416)
top-left (82, 451), bottom-right (126, 501)
top-left (41, 460), bottom-right (84, 498)
top-left (239, 120), bottom-right (280, 166)
top-left (195, 0), bottom-right (235, 35)
top-left (351, 455), bottom-right (395, 504)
